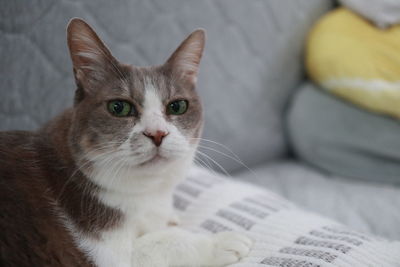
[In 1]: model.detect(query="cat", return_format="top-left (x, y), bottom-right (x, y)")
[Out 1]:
top-left (0, 18), bottom-right (252, 267)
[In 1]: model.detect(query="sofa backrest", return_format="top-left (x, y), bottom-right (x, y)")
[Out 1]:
top-left (0, 0), bottom-right (332, 172)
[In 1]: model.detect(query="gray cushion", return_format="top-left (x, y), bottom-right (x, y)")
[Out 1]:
top-left (234, 160), bottom-right (400, 240)
top-left (286, 82), bottom-right (400, 185)
top-left (0, 0), bottom-right (332, 172)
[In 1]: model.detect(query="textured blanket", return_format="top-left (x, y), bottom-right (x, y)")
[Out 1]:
top-left (175, 167), bottom-right (400, 267)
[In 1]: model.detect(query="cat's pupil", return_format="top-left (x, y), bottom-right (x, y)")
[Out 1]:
top-left (113, 101), bottom-right (124, 113)
top-left (170, 102), bottom-right (180, 113)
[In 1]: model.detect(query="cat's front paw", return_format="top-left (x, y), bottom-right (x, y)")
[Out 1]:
top-left (208, 232), bottom-right (252, 267)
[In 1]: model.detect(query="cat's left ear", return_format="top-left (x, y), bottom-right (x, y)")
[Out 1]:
top-left (164, 29), bottom-right (206, 87)
top-left (67, 18), bottom-right (119, 90)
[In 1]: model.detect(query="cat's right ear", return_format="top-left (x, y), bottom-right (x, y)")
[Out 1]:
top-left (67, 18), bottom-right (118, 91)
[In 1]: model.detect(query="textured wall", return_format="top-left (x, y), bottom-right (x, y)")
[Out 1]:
top-left (0, 0), bottom-right (332, 172)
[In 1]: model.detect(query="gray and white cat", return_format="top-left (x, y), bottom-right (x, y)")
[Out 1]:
top-left (0, 18), bottom-right (251, 267)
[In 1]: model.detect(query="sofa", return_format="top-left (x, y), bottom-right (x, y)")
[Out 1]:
top-left (1, 0), bottom-right (399, 254)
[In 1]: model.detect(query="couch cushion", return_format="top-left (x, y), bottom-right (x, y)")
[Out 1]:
top-left (0, 0), bottom-right (332, 172)
top-left (175, 165), bottom-right (400, 266)
top-left (234, 161), bottom-right (400, 240)
top-left (306, 8), bottom-right (400, 119)
top-left (286, 82), bottom-right (400, 185)
top-left (339, 0), bottom-right (400, 28)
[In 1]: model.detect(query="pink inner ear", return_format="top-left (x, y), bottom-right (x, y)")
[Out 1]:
top-left (67, 19), bottom-right (118, 86)
top-left (175, 45), bottom-right (203, 83)
top-left (166, 29), bottom-right (206, 86)
top-left (69, 34), bottom-right (107, 70)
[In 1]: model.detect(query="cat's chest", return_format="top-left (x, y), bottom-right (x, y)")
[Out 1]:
top-left (100, 190), bottom-right (174, 236)
top-left (76, 192), bottom-right (174, 267)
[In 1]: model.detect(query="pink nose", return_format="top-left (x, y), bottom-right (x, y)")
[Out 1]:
top-left (143, 130), bottom-right (169, 147)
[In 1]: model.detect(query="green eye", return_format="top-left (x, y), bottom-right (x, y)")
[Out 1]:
top-left (108, 100), bottom-right (133, 117)
top-left (167, 100), bottom-right (188, 115)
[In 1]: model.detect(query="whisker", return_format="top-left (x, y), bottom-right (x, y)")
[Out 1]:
top-left (191, 137), bottom-right (260, 181)
top-left (194, 156), bottom-right (221, 178)
top-left (189, 137), bottom-right (241, 161)
top-left (195, 150), bottom-right (231, 177)
top-left (194, 156), bottom-right (213, 173)
top-left (196, 144), bottom-right (258, 179)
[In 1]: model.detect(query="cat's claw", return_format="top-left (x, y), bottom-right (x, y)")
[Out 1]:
top-left (209, 232), bottom-right (252, 266)
top-left (167, 213), bottom-right (180, 227)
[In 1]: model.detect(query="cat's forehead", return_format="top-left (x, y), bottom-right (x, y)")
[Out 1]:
top-left (119, 66), bottom-right (180, 105)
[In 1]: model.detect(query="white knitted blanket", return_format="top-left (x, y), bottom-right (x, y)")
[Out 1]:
top-left (175, 166), bottom-right (400, 267)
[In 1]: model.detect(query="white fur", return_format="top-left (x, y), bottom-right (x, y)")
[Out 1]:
top-left (140, 81), bottom-right (168, 135)
top-left (69, 80), bottom-right (251, 267)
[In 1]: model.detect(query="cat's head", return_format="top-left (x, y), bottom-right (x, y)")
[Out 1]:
top-left (66, 18), bottom-right (205, 187)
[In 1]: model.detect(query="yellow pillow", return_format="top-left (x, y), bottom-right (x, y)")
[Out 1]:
top-left (306, 8), bottom-right (400, 118)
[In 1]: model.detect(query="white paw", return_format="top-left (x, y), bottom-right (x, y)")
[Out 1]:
top-left (132, 253), bottom-right (168, 267)
top-left (208, 232), bottom-right (252, 267)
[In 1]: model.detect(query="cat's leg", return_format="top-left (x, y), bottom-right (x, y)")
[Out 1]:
top-left (132, 227), bottom-right (252, 267)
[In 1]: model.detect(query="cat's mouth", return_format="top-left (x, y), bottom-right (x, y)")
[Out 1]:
top-left (139, 153), bottom-right (168, 167)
